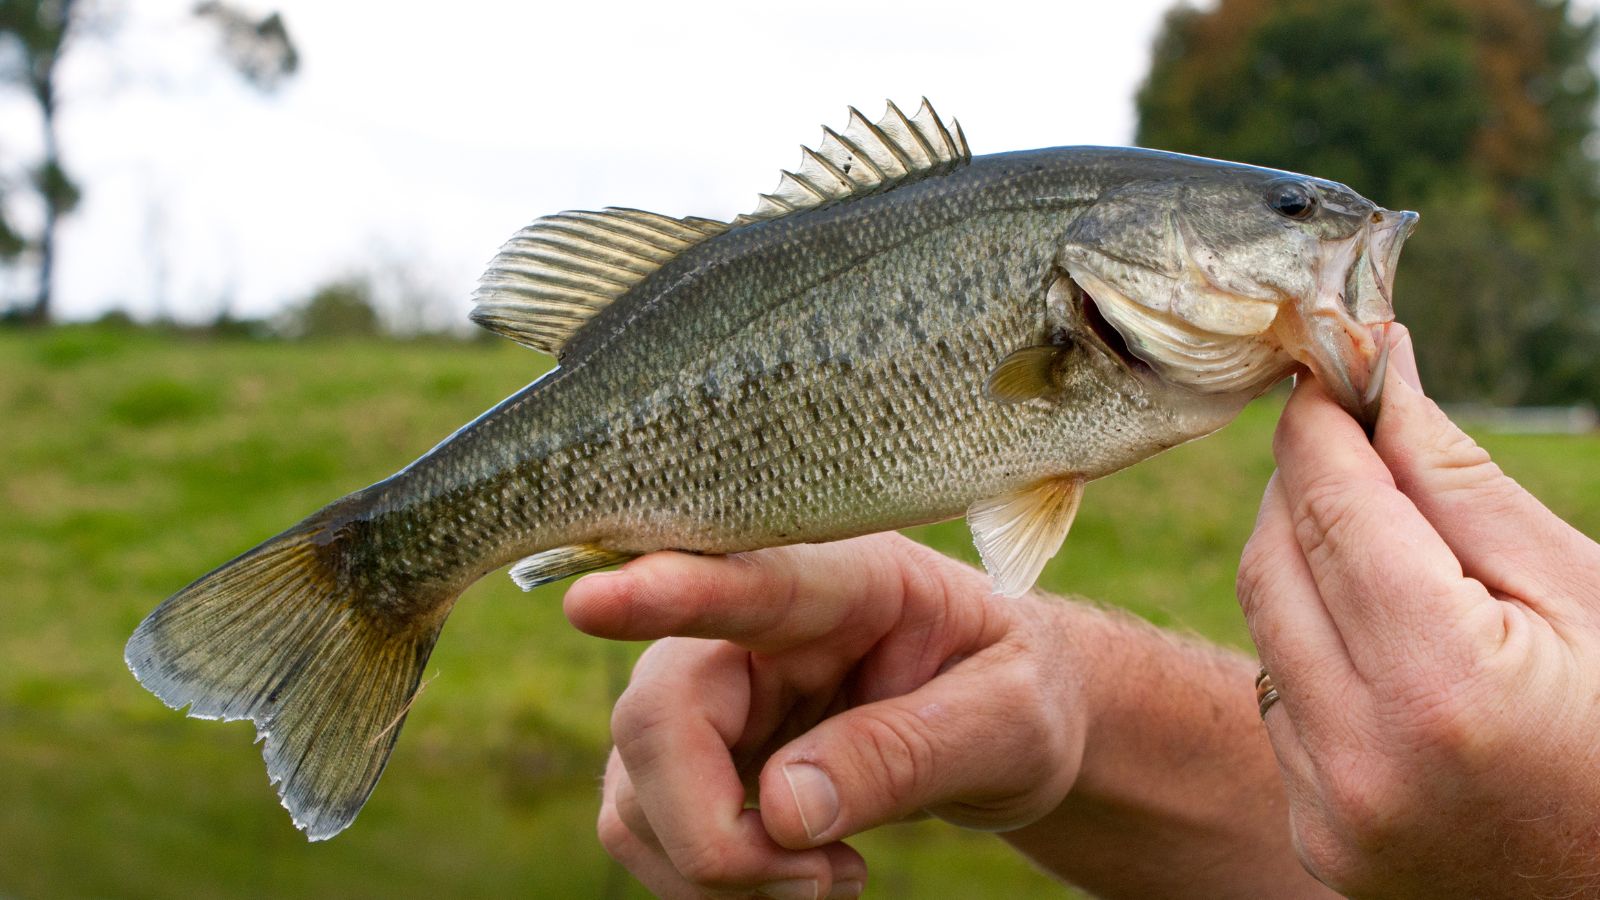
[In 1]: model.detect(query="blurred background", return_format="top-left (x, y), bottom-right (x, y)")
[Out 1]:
top-left (2, 0), bottom-right (1597, 897)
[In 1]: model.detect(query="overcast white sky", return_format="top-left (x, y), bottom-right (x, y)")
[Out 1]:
top-left (0, 0), bottom-right (1203, 323)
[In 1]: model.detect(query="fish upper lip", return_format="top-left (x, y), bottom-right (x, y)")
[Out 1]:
top-left (1359, 209), bottom-right (1420, 316)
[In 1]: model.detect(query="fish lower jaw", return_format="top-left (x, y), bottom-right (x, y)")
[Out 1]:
top-left (1271, 304), bottom-right (1390, 423)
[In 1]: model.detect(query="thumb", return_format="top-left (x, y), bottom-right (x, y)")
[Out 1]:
top-left (1386, 322), bottom-right (1422, 392)
top-left (1374, 352), bottom-right (1600, 603)
top-left (756, 657), bottom-right (1080, 849)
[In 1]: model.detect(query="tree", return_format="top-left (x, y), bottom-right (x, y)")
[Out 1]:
top-left (0, 1), bottom-right (297, 324)
top-left (288, 277), bottom-right (381, 339)
top-left (1137, 0), bottom-right (1600, 403)
top-left (0, 0), bottom-right (82, 325)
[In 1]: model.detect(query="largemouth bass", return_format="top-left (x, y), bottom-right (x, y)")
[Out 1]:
top-left (126, 100), bottom-right (1417, 840)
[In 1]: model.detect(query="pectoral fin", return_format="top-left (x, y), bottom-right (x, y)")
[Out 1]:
top-left (967, 476), bottom-right (1086, 598)
top-left (985, 345), bottom-right (1067, 403)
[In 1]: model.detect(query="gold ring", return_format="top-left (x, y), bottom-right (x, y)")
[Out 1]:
top-left (1255, 667), bottom-right (1281, 720)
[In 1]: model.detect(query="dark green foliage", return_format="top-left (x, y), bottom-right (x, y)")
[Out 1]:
top-left (290, 278), bottom-right (382, 338)
top-left (0, 0), bottom-right (76, 94)
top-left (1137, 0), bottom-right (1600, 403)
top-left (30, 157), bottom-right (77, 214)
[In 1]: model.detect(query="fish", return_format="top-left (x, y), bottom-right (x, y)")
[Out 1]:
top-left (124, 99), bottom-right (1418, 841)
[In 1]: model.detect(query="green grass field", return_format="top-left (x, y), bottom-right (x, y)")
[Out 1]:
top-left (3, 325), bottom-right (1596, 899)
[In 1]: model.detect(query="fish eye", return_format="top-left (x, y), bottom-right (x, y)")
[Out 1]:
top-left (1265, 180), bottom-right (1319, 220)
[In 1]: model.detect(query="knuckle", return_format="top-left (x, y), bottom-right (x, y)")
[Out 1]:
top-left (896, 544), bottom-right (952, 610)
top-left (1235, 530), bottom-right (1316, 627)
top-left (610, 682), bottom-right (672, 753)
top-left (866, 532), bottom-right (956, 622)
top-left (1321, 763), bottom-right (1382, 833)
top-left (1235, 534), bottom-right (1282, 619)
top-left (882, 531), bottom-right (989, 609)
top-left (671, 839), bottom-right (748, 890)
top-left (1292, 474), bottom-right (1367, 550)
top-left (935, 660), bottom-right (1076, 830)
top-left (842, 707), bottom-right (939, 805)
top-left (1435, 456), bottom-right (1522, 511)
top-left (1379, 676), bottom-right (1490, 763)
top-left (596, 804), bottom-right (634, 859)
top-left (1404, 418), bottom-right (1531, 507)
top-left (745, 546), bottom-right (805, 608)
top-left (1289, 475), bottom-right (1398, 575)
top-left (1419, 421), bottom-right (1495, 480)
top-left (989, 659), bottom-right (1037, 713)
top-left (993, 664), bottom-right (1064, 762)
top-left (1290, 815), bottom-right (1363, 891)
top-left (1317, 755), bottom-right (1409, 851)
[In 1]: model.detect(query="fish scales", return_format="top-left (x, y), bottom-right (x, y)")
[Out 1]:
top-left (125, 101), bottom-right (1419, 841)
top-left (363, 156), bottom-right (1178, 574)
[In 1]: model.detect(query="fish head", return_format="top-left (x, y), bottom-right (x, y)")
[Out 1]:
top-left (1057, 160), bottom-right (1418, 430)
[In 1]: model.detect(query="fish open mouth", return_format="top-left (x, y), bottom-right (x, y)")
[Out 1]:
top-left (1077, 283), bottom-right (1153, 377)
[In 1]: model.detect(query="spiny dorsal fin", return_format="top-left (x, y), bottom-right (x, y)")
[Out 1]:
top-left (968, 476), bottom-right (1086, 598)
top-left (471, 208), bottom-right (730, 355)
top-left (732, 98), bottom-right (971, 228)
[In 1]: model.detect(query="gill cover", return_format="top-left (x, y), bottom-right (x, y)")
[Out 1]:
top-left (1057, 181), bottom-right (1295, 397)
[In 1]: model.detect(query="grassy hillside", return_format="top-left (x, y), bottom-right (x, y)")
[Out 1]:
top-left (2, 326), bottom-right (1595, 899)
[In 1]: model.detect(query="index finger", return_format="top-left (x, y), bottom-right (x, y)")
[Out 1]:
top-left (1273, 374), bottom-right (1502, 675)
top-left (611, 639), bottom-right (848, 896)
top-left (563, 532), bottom-right (984, 653)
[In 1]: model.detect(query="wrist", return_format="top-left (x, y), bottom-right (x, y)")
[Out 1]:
top-left (999, 598), bottom-right (1335, 898)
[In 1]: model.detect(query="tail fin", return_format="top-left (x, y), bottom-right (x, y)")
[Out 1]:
top-left (125, 516), bottom-right (445, 841)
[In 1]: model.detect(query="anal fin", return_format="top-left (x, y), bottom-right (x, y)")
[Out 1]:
top-left (967, 476), bottom-right (1086, 598)
top-left (509, 544), bottom-right (636, 591)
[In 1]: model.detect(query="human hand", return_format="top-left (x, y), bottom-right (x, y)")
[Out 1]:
top-left (564, 533), bottom-right (1087, 899)
top-left (1238, 326), bottom-right (1600, 897)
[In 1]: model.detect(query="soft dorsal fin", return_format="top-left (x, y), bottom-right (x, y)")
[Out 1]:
top-left (733, 98), bottom-right (970, 227)
top-left (470, 208), bottom-right (729, 355)
top-left (968, 476), bottom-right (1086, 598)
